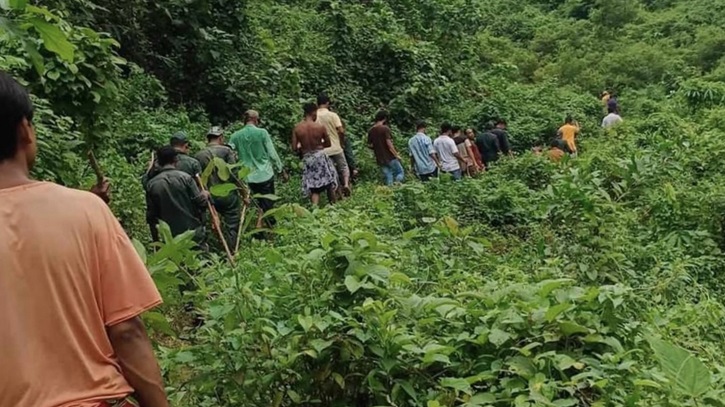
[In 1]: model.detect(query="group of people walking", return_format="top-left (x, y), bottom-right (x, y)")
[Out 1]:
top-left (142, 89), bottom-right (627, 250)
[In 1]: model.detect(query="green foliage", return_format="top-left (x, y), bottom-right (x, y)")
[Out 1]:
top-left (5, 0), bottom-right (725, 406)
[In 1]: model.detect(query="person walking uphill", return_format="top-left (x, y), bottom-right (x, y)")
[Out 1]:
top-left (0, 72), bottom-right (169, 407)
top-left (142, 131), bottom-right (201, 189)
top-left (292, 103), bottom-right (338, 205)
top-left (408, 120), bottom-right (440, 182)
top-left (171, 132), bottom-right (202, 176)
top-left (196, 126), bottom-right (242, 246)
top-left (229, 109), bottom-right (284, 230)
top-left (557, 115), bottom-right (580, 157)
top-left (367, 110), bottom-right (404, 186)
top-left (434, 122), bottom-right (465, 180)
top-left (316, 93), bottom-right (351, 196)
top-left (146, 146), bottom-right (209, 244)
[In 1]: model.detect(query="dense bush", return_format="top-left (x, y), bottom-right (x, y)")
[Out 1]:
top-left (5, 0), bottom-right (725, 406)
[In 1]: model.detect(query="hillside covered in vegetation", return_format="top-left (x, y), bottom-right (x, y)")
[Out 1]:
top-left (3, 0), bottom-right (725, 405)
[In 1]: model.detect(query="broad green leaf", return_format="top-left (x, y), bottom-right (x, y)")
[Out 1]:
top-left (297, 315), bottom-right (313, 333)
top-left (131, 238), bottom-right (147, 263)
top-left (309, 339), bottom-right (333, 353)
top-left (287, 389), bottom-right (302, 404)
top-left (9, 0), bottom-right (27, 10)
top-left (539, 279), bottom-right (574, 298)
top-left (427, 401), bottom-right (441, 407)
top-left (559, 321), bottom-right (591, 336)
top-left (633, 379), bottom-right (661, 389)
top-left (30, 18), bottom-right (75, 61)
top-left (332, 372), bottom-right (345, 389)
top-left (440, 377), bottom-right (472, 395)
top-left (213, 157), bottom-right (230, 181)
top-left (508, 356), bottom-right (536, 379)
top-left (201, 160), bottom-right (215, 186)
top-left (466, 393), bottom-right (497, 406)
top-left (210, 183), bottom-right (237, 197)
top-left (143, 311), bottom-right (175, 336)
top-left (648, 337), bottom-right (711, 396)
top-left (489, 328), bottom-right (512, 347)
top-left (545, 302), bottom-right (572, 322)
top-left (344, 275), bottom-right (362, 293)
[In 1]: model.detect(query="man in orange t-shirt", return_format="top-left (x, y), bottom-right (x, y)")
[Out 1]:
top-left (0, 72), bottom-right (169, 407)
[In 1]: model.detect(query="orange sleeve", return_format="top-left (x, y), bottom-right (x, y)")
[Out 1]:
top-left (96, 207), bottom-right (162, 326)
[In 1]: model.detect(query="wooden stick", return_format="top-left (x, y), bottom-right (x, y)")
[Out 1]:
top-left (87, 150), bottom-right (104, 183)
top-left (195, 175), bottom-right (236, 266)
top-left (235, 201), bottom-right (248, 254)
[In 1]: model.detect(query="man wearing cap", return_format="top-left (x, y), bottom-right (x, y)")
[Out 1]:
top-left (146, 146), bottom-right (209, 244)
top-left (228, 110), bottom-right (284, 231)
top-left (196, 127), bottom-right (242, 247)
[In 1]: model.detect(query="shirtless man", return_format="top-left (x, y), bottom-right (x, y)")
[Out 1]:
top-left (292, 103), bottom-right (338, 205)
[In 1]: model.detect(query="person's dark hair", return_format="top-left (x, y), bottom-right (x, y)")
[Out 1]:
top-left (550, 138), bottom-right (562, 148)
top-left (565, 115), bottom-right (574, 124)
top-left (0, 72), bottom-right (34, 161)
top-left (375, 110), bottom-right (389, 123)
top-left (496, 119), bottom-right (507, 126)
top-left (317, 93), bottom-right (330, 106)
top-left (157, 145), bottom-right (179, 166)
top-left (440, 122), bottom-right (452, 134)
top-left (416, 120), bottom-right (427, 131)
top-left (451, 125), bottom-right (461, 134)
top-left (484, 121), bottom-right (496, 131)
top-left (607, 105), bottom-right (617, 114)
top-left (303, 102), bottom-right (317, 116)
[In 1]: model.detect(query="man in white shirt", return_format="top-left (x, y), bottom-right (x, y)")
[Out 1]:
top-left (602, 107), bottom-right (623, 129)
top-left (433, 122), bottom-right (465, 181)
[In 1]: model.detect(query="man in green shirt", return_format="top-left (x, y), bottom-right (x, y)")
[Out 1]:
top-left (196, 127), bottom-right (242, 248)
top-left (146, 146), bottom-right (209, 244)
top-left (229, 110), bottom-right (284, 230)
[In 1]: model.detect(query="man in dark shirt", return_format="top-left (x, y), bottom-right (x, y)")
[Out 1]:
top-left (142, 131), bottom-right (202, 189)
top-left (490, 119), bottom-right (512, 157)
top-left (171, 132), bottom-right (202, 176)
top-left (367, 110), bottom-right (404, 186)
top-left (146, 146), bottom-right (209, 244)
top-left (475, 123), bottom-right (502, 167)
top-left (195, 127), bottom-right (242, 247)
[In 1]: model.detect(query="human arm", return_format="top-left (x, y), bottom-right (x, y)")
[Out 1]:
top-left (96, 206), bottom-right (168, 407)
top-left (499, 131), bottom-right (512, 156)
top-left (291, 129), bottom-right (299, 153)
top-left (334, 113), bottom-right (346, 147)
top-left (145, 190), bottom-right (160, 242)
top-left (465, 141), bottom-right (480, 170)
top-left (188, 176), bottom-right (209, 211)
top-left (385, 133), bottom-right (400, 160)
top-left (108, 318), bottom-right (170, 407)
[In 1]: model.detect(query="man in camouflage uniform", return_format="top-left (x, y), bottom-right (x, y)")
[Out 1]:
top-left (146, 146), bottom-right (209, 245)
top-left (142, 132), bottom-right (201, 188)
top-left (195, 127), bottom-right (242, 248)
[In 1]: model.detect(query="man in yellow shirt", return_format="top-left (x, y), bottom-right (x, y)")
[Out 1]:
top-left (316, 93), bottom-right (351, 196)
top-left (557, 115), bottom-right (580, 157)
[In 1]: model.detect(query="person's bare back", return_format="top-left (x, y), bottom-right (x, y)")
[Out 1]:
top-left (293, 120), bottom-right (330, 155)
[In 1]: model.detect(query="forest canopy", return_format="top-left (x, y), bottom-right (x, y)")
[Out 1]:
top-left (3, 0), bottom-right (725, 406)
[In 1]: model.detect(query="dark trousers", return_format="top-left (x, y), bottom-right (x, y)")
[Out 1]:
top-left (212, 193), bottom-right (241, 247)
top-left (419, 168), bottom-right (439, 182)
top-left (249, 177), bottom-right (277, 227)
